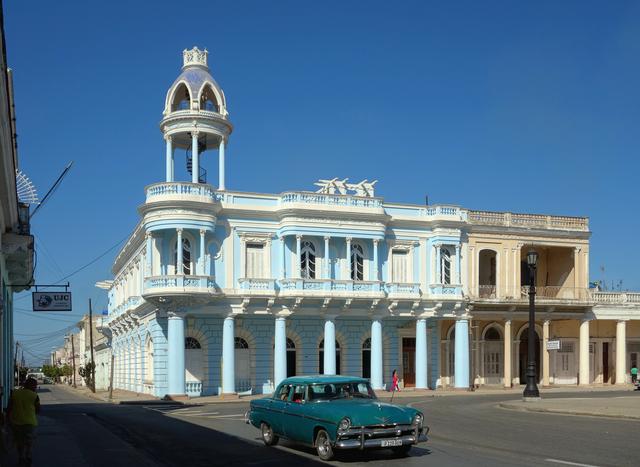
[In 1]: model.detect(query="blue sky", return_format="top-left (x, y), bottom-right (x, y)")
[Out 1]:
top-left (6, 0), bottom-right (639, 364)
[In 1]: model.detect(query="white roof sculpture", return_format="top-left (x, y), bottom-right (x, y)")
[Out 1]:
top-left (314, 178), bottom-right (377, 197)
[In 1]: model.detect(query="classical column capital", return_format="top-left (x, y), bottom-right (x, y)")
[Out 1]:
top-left (373, 238), bottom-right (379, 245)
top-left (617, 318), bottom-right (629, 324)
top-left (296, 234), bottom-right (302, 241)
top-left (164, 134), bottom-right (172, 142)
top-left (345, 237), bottom-right (352, 242)
top-left (324, 235), bottom-right (331, 242)
top-left (177, 228), bottom-right (183, 235)
top-left (199, 229), bottom-right (206, 236)
top-left (279, 235), bottom-right (285, 242)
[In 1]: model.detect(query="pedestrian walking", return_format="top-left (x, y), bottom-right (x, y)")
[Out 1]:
top-left (7, 377), bottom-right (40, 466)
top-left (631, 364), bottom-right (638, 385)
top-left (391, 369), bottom-right (400, 392)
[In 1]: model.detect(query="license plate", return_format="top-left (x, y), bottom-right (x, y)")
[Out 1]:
top-left (381, 439), bottom-right (403, 447)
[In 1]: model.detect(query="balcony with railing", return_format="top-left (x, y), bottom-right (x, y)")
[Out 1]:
top-left (145, 182), bottom-right (222, 204)
top-left (468, 210), bottom-right (589, 232)
top-left (429, 284), bottom-right (463, 296)
top-left (591, 291), bottom-right (640, 304)
top-left (385, 282), bottom-right (421, 299)
top-left (237, 278), bottom-right (277, 294)
top-left (280, 192), bottom-right (384, 210)
top-left (277, 278), bottom-right (384, 297)
top-left (143, 275), bottom-right (218, 297)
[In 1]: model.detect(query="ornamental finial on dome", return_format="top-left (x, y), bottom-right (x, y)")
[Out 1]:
top-left (183, 46), bottom-right (208, 68)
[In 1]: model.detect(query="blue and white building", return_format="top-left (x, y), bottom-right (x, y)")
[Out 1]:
top-left (103, 47), bottom-right (640, 398)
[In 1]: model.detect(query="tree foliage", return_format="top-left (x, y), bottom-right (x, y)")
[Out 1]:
top-left (79, 362), bottom-right (95, 391)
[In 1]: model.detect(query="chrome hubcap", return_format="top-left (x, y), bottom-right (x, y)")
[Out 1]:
top-left (262, 425), bottom-right (272, 442)
top-left (317, 433), bottom-right (329, 455)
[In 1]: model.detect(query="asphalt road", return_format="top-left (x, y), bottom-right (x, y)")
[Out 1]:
top-left (26, 386), bottom-right (637, 467)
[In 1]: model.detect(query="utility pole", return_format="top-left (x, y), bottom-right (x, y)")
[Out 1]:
top-left (71, 334), bottom-right (76, 388)
top-left (13, 341), bottom-right (20, 384)
top-left (108, 352), bottom-right (115, 401)
top-left (89, 299), bottom-right (96, 393)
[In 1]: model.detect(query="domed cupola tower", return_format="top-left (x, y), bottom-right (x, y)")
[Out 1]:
top-left (160, 47), bottom-right (233, 189)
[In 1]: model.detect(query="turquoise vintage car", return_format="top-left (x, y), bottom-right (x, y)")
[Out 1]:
top-left (246, 375), bottom-right (428, 461)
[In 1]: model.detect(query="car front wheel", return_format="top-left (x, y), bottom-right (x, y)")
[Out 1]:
top-left (261, 422), bottom-right (279, 446)
top-left (315, 429), bottom-right (334, 461)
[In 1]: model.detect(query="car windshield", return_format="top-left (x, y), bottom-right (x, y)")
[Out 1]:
top-left (307, 381), bottom-right (377, 401)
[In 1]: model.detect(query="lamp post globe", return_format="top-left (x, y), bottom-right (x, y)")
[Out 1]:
top-left (524, 250), bottom-right (540, 399)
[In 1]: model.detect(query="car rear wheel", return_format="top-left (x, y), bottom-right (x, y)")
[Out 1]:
top-left (315, 429), bottom-right (334, 461)
top-left (261, 422), bottom-right (279, 446)
top-left (392, 444), bottom-right (412, 456)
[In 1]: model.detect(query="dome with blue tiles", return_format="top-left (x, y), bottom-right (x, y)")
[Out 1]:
top-left (163, 47), bottom-right (228, 117)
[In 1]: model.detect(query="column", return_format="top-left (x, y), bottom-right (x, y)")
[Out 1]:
top-left (222, 315), bottom-right (236, 394)
top-left (579, 319), bottom-right (590, 386)
top-left (542, 320), bottom-right (550, 387)
top-left (373, 239), bottom-right (379, 281)
top-left (165, 136), bottom-right (173, 182)
top-left (167, 314), bottom-right (186, 395)
top-left (199, 229), bottom-right (206, 275)
top-left (324, 236), bottom-right (331, 279)
top-left (473, 321), bottom-right (480, 387)
top-left (145, 233), bottom-right (152, 277)
top-left (436, 244), bottom-right (442, 283)
top-left (616, 320), bottom-right (627, 385)
top-left (370, 319), bottom-right (383, 390)
top-left (280, 236), bottom-right (286, 280)
top-left (176, 229), bottom-right (183, 274)
top-left (296, 235), bottom-right (302, 278)
top-left (415, 318), bottom-right (427, 389)
top-left (455, 244), bottom-right (461, 284)
top-left (345, 237), bottom-right (352, 280)
top-left (454, 319), bottom-right (470, 388)
top-left (191, 132), bottom-right (199, 184)
top-left (323, 318), bottom-right (336, 375)
top-left (274, 315), bottom-right (287, 387)
top-left (219, 138), bottom-right (226, 190)
top-left (503, 320), bottom-right (512, 387)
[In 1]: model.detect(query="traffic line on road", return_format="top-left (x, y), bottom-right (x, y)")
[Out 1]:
top-left (546, 458), bottom-right (601, 467)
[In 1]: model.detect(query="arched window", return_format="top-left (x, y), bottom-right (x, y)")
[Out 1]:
top-left (185, 337), bottom-right (201, 349)
top-left (319, 339), bottom-right (341, 375)
top-left (144, 337), bottom-right (154, 383)
top-left (300, 241), bottom-right (316, 279)
top-left (171, 83), bottom-right (191, 111)
top-left (485, 327), bottom-right (501, 340)
top-left (362, 338), bottom-right (371, 379)
top-left (235, 336), bottom-right (251, 392)
top-left (234, 337), bottom-right (249, 349)
top-left (440, 247), bottom-right (452, 285)
top-left (350, 244), bottom-right (364, 281)
top-left (200, 85), bottom-right (219, 112)
top-left (286, 338), bottom-right (296, 377)
top-left (174, 237), bottom-right (193, 275)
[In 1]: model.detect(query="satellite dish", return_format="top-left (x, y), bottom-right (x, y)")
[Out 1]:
top-left (15, 170), bottom-right (39, 205)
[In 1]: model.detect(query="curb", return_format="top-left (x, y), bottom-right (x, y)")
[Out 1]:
top-left (498, 402), bottom-right (640, 421)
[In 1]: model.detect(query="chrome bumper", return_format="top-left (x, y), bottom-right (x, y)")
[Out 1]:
top-left (335, 426), bottom-right (429, 450)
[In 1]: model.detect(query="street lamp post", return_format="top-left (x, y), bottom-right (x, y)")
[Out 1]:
top-left (523, 250), bottom-right (540, 399)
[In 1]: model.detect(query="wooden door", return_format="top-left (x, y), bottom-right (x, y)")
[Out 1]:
top-left (402, 338), bottom-right (416, 387)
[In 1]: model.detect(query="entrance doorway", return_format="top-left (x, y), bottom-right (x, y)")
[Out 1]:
top-left (603, 342), bottom-right (609, 383)
top-left (519, 329), bottom-right (540, 384)
top-left (483, 327), bottom-right (502, 385)
top-left (402, 338), bottom-right (416, 387)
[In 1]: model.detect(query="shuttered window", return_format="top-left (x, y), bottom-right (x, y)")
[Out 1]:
top-left (392, 250), bottom-right (408, 282)
top-left (246, 243), bottom-right (264, 278)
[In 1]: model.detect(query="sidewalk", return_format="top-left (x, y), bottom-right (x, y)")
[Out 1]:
top-left (65, 382), bottom-right (638, 405)
top-left (500, 391), bottom-right (640, 420)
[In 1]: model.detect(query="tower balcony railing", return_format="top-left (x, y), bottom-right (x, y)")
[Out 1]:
top-left (519, 286), bottom-right (591, 301)
top-left (145, 182), bottom-right (220, 204)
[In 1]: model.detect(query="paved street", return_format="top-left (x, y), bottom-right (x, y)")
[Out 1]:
top-left (3, 385), bottom-right (635, 467)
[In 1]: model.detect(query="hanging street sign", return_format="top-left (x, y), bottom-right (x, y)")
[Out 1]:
top-left (546, 340), bottom-right (561, 351)
top-left (32, 291), bottom-right (72, 311)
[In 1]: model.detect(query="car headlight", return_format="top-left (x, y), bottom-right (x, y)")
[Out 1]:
top-left (413, 413), bottom-right (423, 428)
top-left (338, 417), bottom-right (351, 432)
